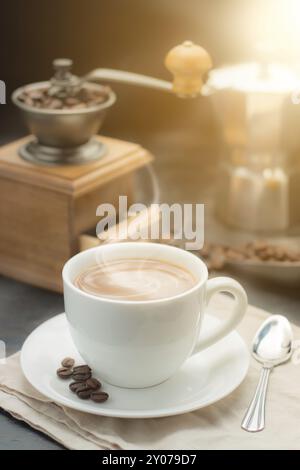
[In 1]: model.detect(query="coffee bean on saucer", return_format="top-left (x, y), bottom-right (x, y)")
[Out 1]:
top-left (77, 389), bottom-right (92, 400)
top-left (61, 357), bottom-right (75, 369)
top-left (226, 250), bottom-right (244, 262)
top-left (74, 383), bottom-right (91, 394)
top-left (90, 391), bottom-right (109, 403)
top-left (73, 372), bottom-right (92, 382)
top-left (252, 240), bottom-right (268, 253)
top-left (57, 367), bottom-right (73, 379)
top-left (69, 381), bottom-right (84, 393)
top-left (273, 247), bottom-right (285, 261)
top-left (285, 249), bottom-right (300, 262)
top-left (73, 365), bottom-right (91, 373)
top-left (86, 378), bottom-right (101, 390)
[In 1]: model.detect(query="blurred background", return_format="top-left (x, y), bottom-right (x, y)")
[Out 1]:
top-left (2, 0), bottom-right (300, 175)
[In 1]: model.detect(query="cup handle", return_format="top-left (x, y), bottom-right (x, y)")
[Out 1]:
top-left (192, 277), bottom-right (248, 354)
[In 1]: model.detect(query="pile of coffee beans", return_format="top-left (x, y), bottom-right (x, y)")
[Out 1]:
top-left (200, 240), bottom-right (300, 271)
top-left (57, 357), bottom-right (109, 403)
top-left (17, 85), bottom-right (110, 110)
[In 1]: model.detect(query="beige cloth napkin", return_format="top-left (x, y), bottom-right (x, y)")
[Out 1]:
top-left (0, 294), bottom-right (300, 450)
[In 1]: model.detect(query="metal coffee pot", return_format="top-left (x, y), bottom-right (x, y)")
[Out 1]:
top-left (206, 62), bottom-right (300, 232)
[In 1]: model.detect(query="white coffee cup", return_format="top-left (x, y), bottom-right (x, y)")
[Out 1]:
top-left (63, 242), bottom-right (248, 388)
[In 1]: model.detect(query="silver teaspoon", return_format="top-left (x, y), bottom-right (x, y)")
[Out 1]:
top-left (241, 315), bottom-right (293, 432)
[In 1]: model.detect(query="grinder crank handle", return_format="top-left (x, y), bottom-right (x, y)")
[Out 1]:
top-left (86, 41), bottom-right (212, 98)
top-left (85, 68), bottom-right (173, 93)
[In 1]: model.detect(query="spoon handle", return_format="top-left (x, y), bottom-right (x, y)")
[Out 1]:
top-left (241, 367), bottom-right (271, 432)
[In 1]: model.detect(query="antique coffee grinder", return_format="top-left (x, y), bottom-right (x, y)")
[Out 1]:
top-left (0, 41), bottom-right (211, 291)
top-left (12, 41), bottom-right (211, 166)
top-left (12, 58), bottom-right (116, 165)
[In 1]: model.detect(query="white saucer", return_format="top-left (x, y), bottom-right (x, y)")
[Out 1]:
top-left (21, 313), bottom-right (249, 419)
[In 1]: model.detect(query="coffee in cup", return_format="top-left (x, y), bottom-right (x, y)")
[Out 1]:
top-left (74, 258), bottom-right (197, 301)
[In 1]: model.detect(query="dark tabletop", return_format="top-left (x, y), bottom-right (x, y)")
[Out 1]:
top-left (0, 277), bottom-right (65, 449)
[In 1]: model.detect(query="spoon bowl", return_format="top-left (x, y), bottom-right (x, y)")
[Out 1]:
top-left (252, 315), bottom-right (293, 366)
top-left (242, 314), bottom-right (293, 432)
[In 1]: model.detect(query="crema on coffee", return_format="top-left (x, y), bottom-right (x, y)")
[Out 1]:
top-left (74, 258), bottom-right (197, 301)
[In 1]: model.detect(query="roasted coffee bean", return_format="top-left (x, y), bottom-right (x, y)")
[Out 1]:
top-left (77, 389), bottom-right (92, 400)
top-left (18, 85), bottom-right (109, 110)
top-left (86, 378), bottom-right (101, 390)
top-left (200, 243), bottom-right (212, 258)
top-left (273, 247), bottom-right (285, 261)
top-left (64, 97), bottom-right (80, 106)
top-left (29, 90), bottom-right (44, 101)
top-left (94, 97), bottom-right (106, 104)
top-left (48, 98), bottom-right (63, 109)
top-left (211, 255), bottom-right (226, 270)
top-left (57, 367), bottom-right (73, 379)
top-left (72, 372), bottom-right (92, 382)
top-left (24, 97), bottom-right (34, 107)
top-left (252, 240), bottom-right (268, 253)
top-left (73, 365), bottom-right (91, 373)
top-left (226, 249), bottom-right (245, 261)
top-left (199, 239), bottom-right (300, 270)
top-left (73, 383), bottom-right (91, 394)
top-left (69, 381), bottom-right (84, 393)
top-left (285, 250), bottom-right (300, 262)
top-left (61, 357), bottom-right (75, 369)
top-left (90, 391), bottom-right (109, 403)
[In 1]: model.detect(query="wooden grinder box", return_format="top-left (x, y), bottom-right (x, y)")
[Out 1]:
top-left (0, 135), bottom-right (153, 292)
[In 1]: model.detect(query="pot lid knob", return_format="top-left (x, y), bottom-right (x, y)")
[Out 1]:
top-left (165, 40), bottom-right (212, 97)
